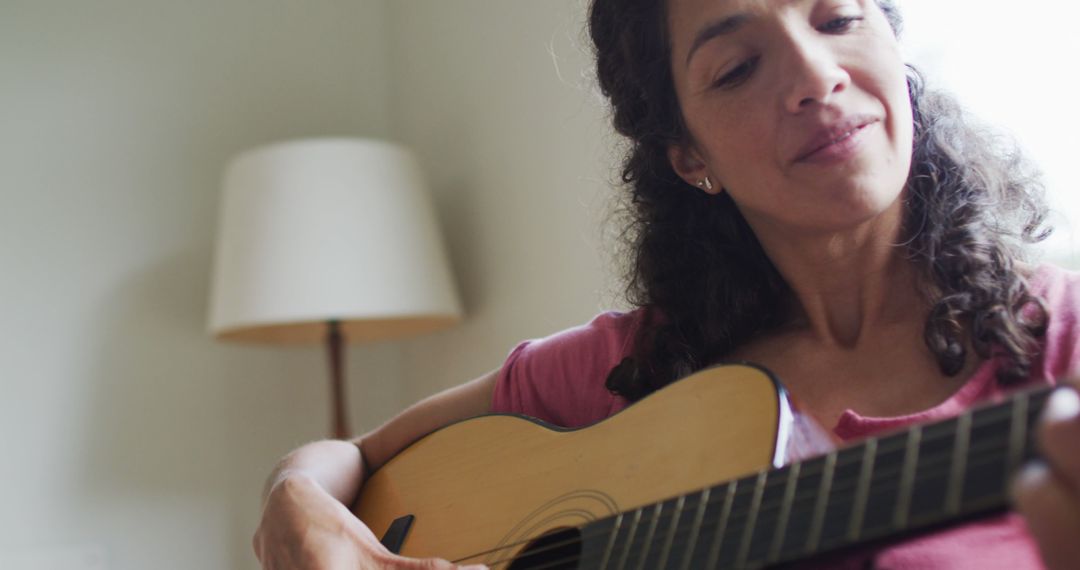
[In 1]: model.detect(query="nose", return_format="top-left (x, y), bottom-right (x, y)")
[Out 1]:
top-left (782, 36), bottom-right (850, 113)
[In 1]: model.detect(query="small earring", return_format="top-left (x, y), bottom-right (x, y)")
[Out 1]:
top-left (696, 176), bottom-right (714, 191)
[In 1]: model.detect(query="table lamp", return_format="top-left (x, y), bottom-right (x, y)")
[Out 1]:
top-left (207, 138), bottom-right (463, 439)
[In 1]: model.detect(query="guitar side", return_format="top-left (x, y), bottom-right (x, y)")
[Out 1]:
top-left (353, 364), bottom-right (791, 566)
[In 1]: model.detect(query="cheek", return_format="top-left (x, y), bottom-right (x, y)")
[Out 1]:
top-left (874, 43), bottom-right (912, 124)
top-left (852, 49), bottom-right (912, 152)
top-left (700, 106), bottom-right (775, 185)
top-left (885, 68), bottom-right (914, 162)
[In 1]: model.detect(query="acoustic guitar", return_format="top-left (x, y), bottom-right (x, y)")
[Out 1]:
top-left (352, 364), bottom-right (1050, 569)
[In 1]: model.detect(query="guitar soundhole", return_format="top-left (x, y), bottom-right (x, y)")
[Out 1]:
top-left (507, 527), bottom-right (582, 570)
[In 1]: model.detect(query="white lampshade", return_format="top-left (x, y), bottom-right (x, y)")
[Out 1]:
top-left (208, 138), bottom-right (463, 344)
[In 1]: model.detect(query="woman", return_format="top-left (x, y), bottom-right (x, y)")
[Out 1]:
top-left (253, 0), bottom-right (1080, 567)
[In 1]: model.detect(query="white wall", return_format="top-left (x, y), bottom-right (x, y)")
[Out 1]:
top-left (0, 1), bottom-right (401, 568)
top-left (3, 0), bottom-right (1074, 568)
top-left (0, 1), bottom-right (616, 568)
top-left (386, 0), bottom-right (622, 402)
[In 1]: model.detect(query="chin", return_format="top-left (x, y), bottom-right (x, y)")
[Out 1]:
top-left (794, 186), bottom-right (905, 235)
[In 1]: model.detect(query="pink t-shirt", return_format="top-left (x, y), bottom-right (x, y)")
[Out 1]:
top-left (491, 264), bottom-right (1080, 569)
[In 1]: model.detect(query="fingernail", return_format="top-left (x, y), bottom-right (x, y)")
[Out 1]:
top-left (1016, 461), bottom-right (1048, 486)
top-left (1045, 387), bottom-right (1080, 423)
top-left (1010, 460), bottom-right (1048, 501)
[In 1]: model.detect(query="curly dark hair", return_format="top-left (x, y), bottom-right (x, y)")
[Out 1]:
top-left (589, 0), bottom-right (1051, 401)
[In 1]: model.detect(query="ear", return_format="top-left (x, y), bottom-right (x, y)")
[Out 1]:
top-left (667, 143), bottom-right (720, 195)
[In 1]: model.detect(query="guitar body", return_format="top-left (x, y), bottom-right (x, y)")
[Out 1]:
top-left (354, 362), bottom-right (1051, 568)
top-left (353, 364), bottom-right (794, 566)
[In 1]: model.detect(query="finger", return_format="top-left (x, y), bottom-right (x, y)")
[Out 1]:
top-left (1037, 387), bottom-right (1080, 489)
top-left (1012, 461), bottom-right (1080, 570)
top-left (383, 554), bottom-right (487, 570)
top-left (251, 531), bottom-right (266, 566)
top-left (389, 556), bottom-right (455, 569)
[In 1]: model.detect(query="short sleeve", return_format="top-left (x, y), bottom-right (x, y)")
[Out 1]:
top-left (490, 311), bottom-right (642, 428)
top-left (1031, 265), bottom-right (1080, 384)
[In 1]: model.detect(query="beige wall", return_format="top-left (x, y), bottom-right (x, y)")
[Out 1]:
top-left (0, 0), bottom-right (400, 568)
top-left (0, 0), bottom-right (615, 568)
top-left (386, 0), bottom-right (622, 403)
top-left (3, 0), bottom-right (1076, 568)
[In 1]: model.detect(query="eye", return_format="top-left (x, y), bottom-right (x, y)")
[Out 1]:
top-left (818, 15), bottom-right (863, 33)
top-left (711, 56), bottom-right (759, 90)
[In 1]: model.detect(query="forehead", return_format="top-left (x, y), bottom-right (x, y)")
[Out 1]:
top-left (668, 0), bottom-right (797, 32)
top-left (667, 0), bottom-right (789, 55)
top-left (667, 0), bottom-right (864, 64)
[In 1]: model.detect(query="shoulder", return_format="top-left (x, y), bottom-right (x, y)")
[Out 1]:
top-left (526, 310), bottom-right (643, 356)
top-left (490, 310), bottom-right (646, 427)
top-left (1028, 263), bottom-right (1080, 307)
top-left (1028, 263), bottom-right (1080, 331)
top-left (1028, 263), bottom-right (1080, 383)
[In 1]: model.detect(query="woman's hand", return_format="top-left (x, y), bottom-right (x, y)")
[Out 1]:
top-left (1012, 384), bottom-right (1080, 570)
top-left (253, 472), bottom-right (487, 570)
top-left (253, 373), bottom-right (497, 569)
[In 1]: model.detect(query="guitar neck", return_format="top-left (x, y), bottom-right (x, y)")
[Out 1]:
top-left (574, 386), bottom-right (1052, 569)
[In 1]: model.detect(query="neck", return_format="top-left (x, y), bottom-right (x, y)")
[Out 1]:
top-left (574, 385), bottom-right (1051, 570)
top-left (747, 203), bottom-right (924, 347)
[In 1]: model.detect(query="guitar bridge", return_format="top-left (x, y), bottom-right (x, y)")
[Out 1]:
top-left (379, 515), bottom-right (415, 554)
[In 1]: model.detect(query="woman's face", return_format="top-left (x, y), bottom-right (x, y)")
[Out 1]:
top-left (666, 0), bottom-right (913, 236)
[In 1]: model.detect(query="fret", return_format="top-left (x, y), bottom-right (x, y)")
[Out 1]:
top-left (715, 476), bottom-right (760, 568)
top-left (742, 387), bottom-right (1061, 568)
top-left (734, 471), bottom-right (768, 568)
top-left (853, 432), bottom-right (903, 542)
top-left (945, 411), bottom-right (973, 515)
top-left (1023, 390), bottom-right (1052, 462)
top-left (703, 479), bottom-right (738, 569)
top-left (815, 446), bottom-right (865, 550)
top-left (893, 425), bottom-right (921, 530)
top-left (1007, 391), bottom-right (1030, 477)
top-left (686, 484), bottom-right (738, 568)
top-left (767, 461), bottom-right (800, 563)
top-left (775, 455), bottom-right (826, 558)
top-left (804, 450), bottom-right (837, 554)
top-left (596, 512), bottom-right (623, 570)
top-left (578, 515), bottom-right (623, 570)
top-left (1015, 390), bottom-right (1051, 459)
top-left (677, 488), bottom-right (710, 570)
top-left (960, 403), bottom-right (1013, 510)
top-left (655, 495), bottom-right (683, 569)
top-left (739, 465), bottom-right (791, 566)
top-left (632, 502), bottom-right (663, 569)
top-left (907, 419), bottom-right (955, 525)
top-left (846, 438), bottom-right (877, 542)
top-left (597, 388), bottom-right (1058, 570)
top-left (613, 507), bottom-right (643, 570)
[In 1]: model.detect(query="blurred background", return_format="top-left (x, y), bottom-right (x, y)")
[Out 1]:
top-left (0, 0), bottom-right (1076, 568)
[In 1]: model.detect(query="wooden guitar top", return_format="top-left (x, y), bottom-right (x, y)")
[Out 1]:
top-left (354, 364), bottom-right (786, 566)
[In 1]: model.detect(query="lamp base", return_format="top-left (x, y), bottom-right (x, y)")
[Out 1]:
top-left (327, 320), bottom-right (350, 439)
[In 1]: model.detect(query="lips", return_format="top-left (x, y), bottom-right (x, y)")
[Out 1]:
top-left (793, 115), bottom-right (879, 163)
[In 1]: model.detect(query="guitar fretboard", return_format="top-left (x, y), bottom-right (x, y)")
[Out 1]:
top-left (569, 386), bottom-right (1051, 569)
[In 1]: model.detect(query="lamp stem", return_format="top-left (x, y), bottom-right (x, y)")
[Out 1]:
top-left (327, 320), bottom-right (350, 439)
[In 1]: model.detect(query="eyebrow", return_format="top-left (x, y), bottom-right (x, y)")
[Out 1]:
top-left (685, 13), bottom-right (751, 68)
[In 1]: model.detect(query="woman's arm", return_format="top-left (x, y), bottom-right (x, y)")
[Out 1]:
top-left (253, 369), bottom-right (499, 570)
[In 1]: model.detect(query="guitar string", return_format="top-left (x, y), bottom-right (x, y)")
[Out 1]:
top-left (491, 443), bottom-right (990, 570)
top-left (459, 434), bottom-right (1009, 568)
top-left (453, 403), bottom-right (1023, 567)
top-left (450, 401), bottom-right (1018, 565)
top-left (449, 399), bottom-right (1035, 568)
top-left (484, 392), bottom-right (1047, 569)
top-left (468, 436), bottom-right (1014, 570)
